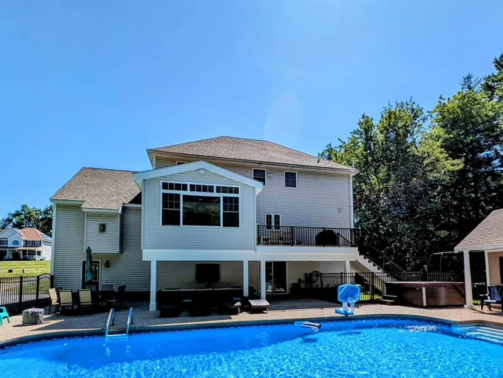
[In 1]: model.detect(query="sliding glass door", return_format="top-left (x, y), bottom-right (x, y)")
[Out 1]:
top-left (266, 262), bottom-right (287, 295)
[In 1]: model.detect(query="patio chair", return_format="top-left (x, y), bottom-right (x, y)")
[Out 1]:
top-left (0, 306), bottom-right (10, 325)
top-left (48, 288), bottom-right (60, 314)
top-left (106, 285), bottom-right (127, 308)
top-left (481, 286), bottom-right (502, 311)
top-left (58, 290), bottom-right (74, 313)
top-left (78, 289), bottom-right (93, 310)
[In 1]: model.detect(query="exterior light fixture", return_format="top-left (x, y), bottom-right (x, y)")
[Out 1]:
top-left (105, 260), bottom-right (111, 268)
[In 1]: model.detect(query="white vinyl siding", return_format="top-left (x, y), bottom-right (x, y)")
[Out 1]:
top-left (155, 157), bottom-right (351, 228)
top-left (143, 170), bottom-right (255, 250)
top-left (53, 206), bottom-right (85, 290)
top-left (86, 213), bottom-right (120, 254)
top-left (100, 207), bottom-right (151, 291)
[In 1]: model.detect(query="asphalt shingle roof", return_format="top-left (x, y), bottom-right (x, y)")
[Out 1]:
top-left (51, 168), bottom-right (140, 211)
top-left (149, 136), bottom-right (351, 171)
top-left (455, 209), bottom-right (503, 250)
top-left (20, 228), bottom-right (52, 242)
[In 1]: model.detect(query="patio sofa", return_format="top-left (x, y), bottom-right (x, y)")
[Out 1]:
top-left (157, 287), bottom-right (253, 317)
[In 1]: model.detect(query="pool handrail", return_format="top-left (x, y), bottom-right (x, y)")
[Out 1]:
top-left (105, 308), bottom-right (115, 337)
top-left (126, 307), bottom-right (134, 335)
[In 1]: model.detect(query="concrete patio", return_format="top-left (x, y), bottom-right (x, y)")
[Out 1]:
top-left (1, 300), bottom-right (503, 347)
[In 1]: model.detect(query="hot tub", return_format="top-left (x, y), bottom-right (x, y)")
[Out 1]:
top-left (386, 281), bottom-right (465, 307)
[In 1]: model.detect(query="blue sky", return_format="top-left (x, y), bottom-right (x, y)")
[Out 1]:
top-left (1, 1), bottom-right (502, 218)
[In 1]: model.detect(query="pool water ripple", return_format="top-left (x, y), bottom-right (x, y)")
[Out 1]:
top-left (1, 319), bottom-right (502, 378)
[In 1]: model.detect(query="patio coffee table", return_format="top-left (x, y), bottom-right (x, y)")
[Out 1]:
top-left (249, 299), bottom-right (270, 313)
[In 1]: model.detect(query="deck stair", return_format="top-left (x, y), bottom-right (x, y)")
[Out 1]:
top-left (379, 294), bottom-right (397, 305)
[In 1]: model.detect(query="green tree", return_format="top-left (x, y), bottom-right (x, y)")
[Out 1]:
top-left (322, 101), bottom-right (454, 270)
top-left (482, 53), bottom-right (503, 102)
top-left (0, 204), bottom-right (53, 236)
top-left (431, 74), bottom-right (503, 245)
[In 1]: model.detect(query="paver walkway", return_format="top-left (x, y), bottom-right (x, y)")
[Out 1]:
top-left (1, 301), bottom-right (502, 346)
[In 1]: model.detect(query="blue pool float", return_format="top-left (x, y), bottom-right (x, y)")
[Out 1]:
top-left (335, 284), bottom-right (361, 316)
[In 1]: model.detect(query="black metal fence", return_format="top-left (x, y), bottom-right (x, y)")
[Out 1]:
top-left (0, 274), bottom-right (53, 315)
top-left (257, 225), bottom-right (356, 247)
top-left (299, 271), bottom-right (473, 303)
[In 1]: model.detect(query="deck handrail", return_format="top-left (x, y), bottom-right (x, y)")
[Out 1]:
top-left (257, 225), bottom-right (357, 247)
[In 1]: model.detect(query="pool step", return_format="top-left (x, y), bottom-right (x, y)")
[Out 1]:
top-left (106, 325), bottom-right (128, 336)
top-left (463, 326), bottom-right (503, 345)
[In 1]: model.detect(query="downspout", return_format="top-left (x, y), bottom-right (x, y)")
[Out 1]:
top-left (50, 203), bottom-right (57, 276)
top-left (348, 174), bottom-right (354, 228)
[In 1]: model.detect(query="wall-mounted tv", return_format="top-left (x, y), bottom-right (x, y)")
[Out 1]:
top-left (195, 264), bottom-right (220, 283)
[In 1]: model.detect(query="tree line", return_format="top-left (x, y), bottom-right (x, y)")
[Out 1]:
top-left (322, 54), bottom-right (503, 270)
top-left (0, 204), bottom-right (53, 236)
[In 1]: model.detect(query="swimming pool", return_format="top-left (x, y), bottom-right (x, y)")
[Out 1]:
top-left (1, 318), bottom-right (503, 377)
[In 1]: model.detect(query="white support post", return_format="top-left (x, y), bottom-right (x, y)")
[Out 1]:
top-left (260, 260), bottom-right (266, 300)
top-left (243, 260), bottom-right (249, 297)
top-left (345, 260), bottom-right (351, 273)
top-left (484, 250), bottom-right (490, 288)
top-left (149, 260), bottom-right (157, 311)
top-left (463, 251), bottom-right (473, 308)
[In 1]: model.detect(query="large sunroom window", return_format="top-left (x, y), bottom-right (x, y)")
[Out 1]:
top-left (161, 181), bottom-right (240, 227)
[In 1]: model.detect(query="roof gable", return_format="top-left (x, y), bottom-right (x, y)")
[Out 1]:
top-left (148, 136), bottom-right (353, 172)
top-left (51, 168), bottom-right (140, 211)
top-left (455, 209), bottom-right (503, 251)
top-left (20, 228), bottom-right (52, 242)
top-left (134, 161), bottom-right (263, 193)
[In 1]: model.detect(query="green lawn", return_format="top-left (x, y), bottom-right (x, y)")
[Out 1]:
top-left (0, 261), bottom-right (51, 278)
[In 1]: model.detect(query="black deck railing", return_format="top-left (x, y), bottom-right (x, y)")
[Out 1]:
top-left (257, 225), bottom-right (357, 247)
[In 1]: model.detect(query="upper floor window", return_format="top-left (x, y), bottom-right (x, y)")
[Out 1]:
top-left (265, 214), bottom-right (281, 230)
top-left (12, 240), bottom-right (20, 246)
top-left (161, 181), bottom-right (240, 227)
top-left (0, 239), bottom-right (7, 246)
top-left (285, 172), bottom-right (297, 188)
top-left (24, 240), bottom-right (41, 247)
top-left (253, 169), bottom-right (266, 185)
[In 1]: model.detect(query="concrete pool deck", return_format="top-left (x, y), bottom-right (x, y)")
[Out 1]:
top-left (1, 300), bottom-right (503, 347)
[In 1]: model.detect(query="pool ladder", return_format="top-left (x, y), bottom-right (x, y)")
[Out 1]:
top-left (105, 307), bottom-right (134, 340)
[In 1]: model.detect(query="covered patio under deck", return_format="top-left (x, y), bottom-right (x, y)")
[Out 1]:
top-left (147, 258), bottom-right (354, 311)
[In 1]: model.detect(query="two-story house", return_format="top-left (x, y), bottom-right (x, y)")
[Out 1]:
top-left (0, 227), bottom-right (52, 261)
top-left (50, 137), bottom-right (363, 311)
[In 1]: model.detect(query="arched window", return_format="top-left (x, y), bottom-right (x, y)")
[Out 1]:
top-left (12, 240), bottom-right (19, 246)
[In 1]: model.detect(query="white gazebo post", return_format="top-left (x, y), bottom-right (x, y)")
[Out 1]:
top-left (260, 260), bottom-right (266, 300)
top-left (149, 260), bottom-right (157, 311)
top-left (243, 260), bottom-right (249, 297)
top-left (463, 251), bottom-right (473, 308)
top-left (484, 250), bottom-right (490, 288)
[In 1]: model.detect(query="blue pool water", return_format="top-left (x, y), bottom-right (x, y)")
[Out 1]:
top-left (1, 319), bottom-right (503, 378)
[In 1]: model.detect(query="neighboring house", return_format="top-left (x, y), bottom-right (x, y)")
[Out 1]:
top-left (51, 136), bottom-right (371, 311)
top-left (0, 227), bottom-right (52, 261)
top-left (455, 208), bottom-right (503, 307)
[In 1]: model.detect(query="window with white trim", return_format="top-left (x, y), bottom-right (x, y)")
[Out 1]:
top-left (161, 181), bottom-right (240, 227)
top-left (265, 214), bottom-right (281, 230)
top-left (285, 172), bottom-right (297, 187)
top-left (24, 240), bottom-right (41, 247)
top-left (223, 197), bottom-right (239, 227)
top-left (253, 169), bottom-right (266, 185)
top-left (0, 239), bottom-right (7, 246)
top-left (162, 193), bottom-right (181, 225)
